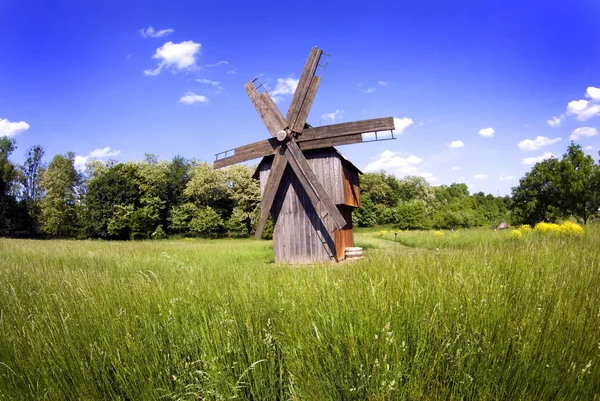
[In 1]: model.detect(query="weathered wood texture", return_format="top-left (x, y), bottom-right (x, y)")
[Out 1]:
top-left (284, 141), bottom-right (347, 231)
top-left (286, 48), bottom-right (322, 133)
top-left (213, 117), bottom-right (394, 169)
top-left (254, 148), bottom-right (287, 238)
top-left (343, 165), bottom-right (361, 207)
top-left (257, 148), bottom-right (359, 263)
top-left (243, 82), bottom-right (287, 137)
top-left (334, 206), bottom-right (355, 260)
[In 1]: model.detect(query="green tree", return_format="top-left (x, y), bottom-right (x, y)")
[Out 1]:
top-left (0, 137), bottom-right (24, 236)
top-left (510, 157), bottom-right (562, 225)
top-left (559, 142), bottom-right (600, 224)
top-left (18, 145), bottom-right (45, 234)
top-left (396, 200), bottom-right (428, 229)
top-left (189, 206), bottom-right (223, 237)
top-left (84, 163), bottom-right (140, 238)
top-left (39, 152), bottom-right (79, 237)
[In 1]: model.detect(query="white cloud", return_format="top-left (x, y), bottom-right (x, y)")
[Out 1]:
top-left (204, 61), bottom-right (229, 68)
top-left (499, 174), bottom-right (513, 181)
top-left (139, 26), bottom-right (174, 38)
top-left (517, 136), bottom-right (561, 151)
top-left (197, 78), bottom-right (222, 90)
top-left (270, 77), bottom-right (299, 103)
top-left (179, 92), bottom-right (208, 105)
top-left (392, 117), bottom-right (414, 134)
top-left (474, 174), bottom-right (488, 180)
top-left (364, 118), bottom-right (413, 139)
top-left (566, 99), bottom-right (600, 121)
top-left (364, 87), bottom-right (376, 93)
top-left (565, 88), bottom-right (600, 121)
top-left (522, 152), bottom-right (555, 165)
top-left (0, 118), bottom-right (30, 137)
top-left (420, 172), bottom-right (438, 182)
top-left (570, 127), bottom-right (598, 140)
top-left (90, 147), bottom-right (120, 158)
top-left (377, 81), bottom-right (388, 87)
top-left (321, 110), bottom-right (343, 123)
top-left (547, 115), bottom-right (563, 127)
top-left (74, 147), bottom-right (121, 169)
top-left (365, 150), bottom-right (423, 177)
top-left (451, 166), bottom-right (460, 171)
top-left (144, 41), bottom-right (201, 76)
top-left (584, 145), bottom-right (593, 150)
top-left (448, 140), bottom-right (464, 149)
top-left (586, 86), bottom-right (600, 101)
top-left (478, 127), bottom-right (494, 137)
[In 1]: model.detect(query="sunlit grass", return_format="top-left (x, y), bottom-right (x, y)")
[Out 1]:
top-left (1, 226), bottom-right (599, 399)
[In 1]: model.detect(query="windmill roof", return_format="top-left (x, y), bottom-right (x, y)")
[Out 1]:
top-left (252, 146), bottom-right (362, 179)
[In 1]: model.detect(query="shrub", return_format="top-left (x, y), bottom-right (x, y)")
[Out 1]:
top-left (509, 229), bottom-right (522, 240)
top-left (519, 224), bottom-right (532, 233)
top-left (534, 221), bottom-right (584, 236)
top-left (559, 221), bottom-right (584, 236)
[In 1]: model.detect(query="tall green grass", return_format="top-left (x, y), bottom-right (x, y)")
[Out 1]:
top-left (1, 227), bottom-right (599, 399)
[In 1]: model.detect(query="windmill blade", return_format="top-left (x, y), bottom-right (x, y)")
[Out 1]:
top-left (286, 47), bottom-right (323, 134)
top-left (213, 137), bottom-right (279, 169)
top-left (254, 149), bottom-right (288, 238)
top-left (283, 140), bottom-right (347, 232)
top-left (244, 81), bottom-right (288, 137)
top-left (301, 117), bottom-right (395, 141)
top-left (213, 117), bottom-right (396, 169)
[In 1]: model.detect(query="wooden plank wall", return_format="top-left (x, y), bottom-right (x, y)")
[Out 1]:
top-left (343, 166), bottom-right (361, 207)
top-left (334, 206), bottom-right (355, 260)
top-left (258, 149), bottom-right (358, 263)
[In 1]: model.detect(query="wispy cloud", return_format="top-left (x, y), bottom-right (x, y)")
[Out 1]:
top-left (144, 41), bottom-right (201, 76)
top-left (179, 92), bottom-right (208, 105)
top-left (365, 150), bottom-right (424, 177)
top-left (570, 127), bottom-right (598, 140)
top-left (452, 166), bottom-right (460, 171)
top-left (0, 118), bottom-right (30, 137)
top-left (321, 110), bottom-right (343, 123)
top-left (517, 136), bottom-right (561, 151)
top-left (498, 174), bottom-right (513, 181)
top-left (474, 174), bottom-right (488, 180)
top-left (270, 77), bottom-right (299, 103)
top-left (377, 81), bottom-right (388, 87)
top-left (547, 115), bottom-right (563, 127)
top-left (197, 78), bottom-right (222, 90)
top-left (74, 147), bottom-right (120, 169)
top-left (522, 152), bottom-right (555, 165)
top-left (139, 26), bottom-right (174, 38)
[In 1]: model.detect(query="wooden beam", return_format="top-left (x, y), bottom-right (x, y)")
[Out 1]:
top-left (291, 76), bottom-right (321, 134)
top-left (286, 48), bottom-right (322, 133)
top-left (255, 149), bottom-right (288, 238)
top-left (284, 140), bottom-right (347, 232)
top-left (212, 117), bottom-right (396, 169)
top-left (300, 117), bottom-right (395, 141)
top-left (244, 82), bottom-right (287, 137)
top-left (213, 138), bottom-right (279, 169)
top-left (298, 133), bottom-right (364, 151)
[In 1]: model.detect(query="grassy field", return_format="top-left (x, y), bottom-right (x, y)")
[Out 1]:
top-left (1, 226), bottom-right (599, 400)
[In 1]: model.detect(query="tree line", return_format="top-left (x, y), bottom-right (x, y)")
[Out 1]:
top-left (1, 137), bottom-right (598, 239)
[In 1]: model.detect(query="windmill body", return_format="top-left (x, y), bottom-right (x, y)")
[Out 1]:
top-left (255, 148), bottom-right (361, 263)
top-left (214, 47), bottom-right (396, 263)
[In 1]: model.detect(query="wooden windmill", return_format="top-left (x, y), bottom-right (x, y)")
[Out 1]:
top-left (214, 47), bottom-right (396, 263)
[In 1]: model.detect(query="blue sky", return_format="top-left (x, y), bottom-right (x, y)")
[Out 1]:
top-left (1, 0), bottom-right (598, 195)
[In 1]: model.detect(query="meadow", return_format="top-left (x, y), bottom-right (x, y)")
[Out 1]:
top-left (1, 226), bottom-right (599, 400)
